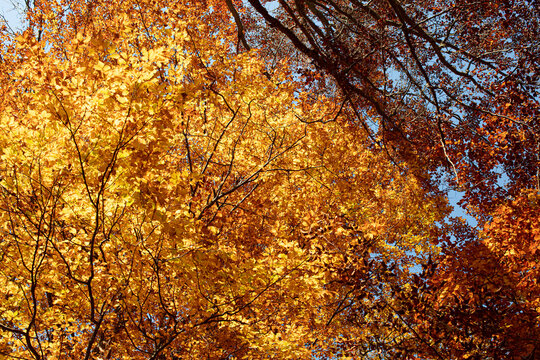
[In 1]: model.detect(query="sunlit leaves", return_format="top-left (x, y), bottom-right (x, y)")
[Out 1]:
top-left (0, 0), bottom-right (452, 359)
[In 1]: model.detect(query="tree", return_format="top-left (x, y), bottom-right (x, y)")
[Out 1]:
top-left (230, 0), bottom-right (540, 358)
top-left (0, 0), bottom-right (449, 358)
top-left (236, 0), bottom-right (539, 205)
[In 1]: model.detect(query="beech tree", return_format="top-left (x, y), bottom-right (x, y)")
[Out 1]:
top-left (1, 0), bottom-right (539, 359)
top-left (236, 0), bottom-right (539, 198)
top-left (233, 0), bottom-right (540, 358)
top-left (0, 0), bottom-right (449, 359)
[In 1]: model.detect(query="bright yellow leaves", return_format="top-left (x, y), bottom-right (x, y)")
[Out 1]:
top-left (0, 0), bottom-right (448, 359)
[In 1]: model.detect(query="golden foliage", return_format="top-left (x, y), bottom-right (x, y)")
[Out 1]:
top-left (0, 1), bottom-right (448, 358)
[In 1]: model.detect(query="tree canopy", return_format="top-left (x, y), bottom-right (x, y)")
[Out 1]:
top-left (0, 0), bottom-right (538, 359)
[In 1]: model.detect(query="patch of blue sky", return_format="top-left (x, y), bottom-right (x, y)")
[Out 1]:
top-left (0, 0), bottom-right (25, 33)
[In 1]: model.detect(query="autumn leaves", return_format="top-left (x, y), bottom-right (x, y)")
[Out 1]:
top-left (1, 0), bottom-right (538, 358)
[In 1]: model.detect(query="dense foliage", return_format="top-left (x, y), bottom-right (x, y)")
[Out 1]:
top-left (0, 0), bottom-right (538, 359)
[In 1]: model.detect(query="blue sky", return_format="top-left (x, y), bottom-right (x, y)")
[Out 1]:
top-left (0, 0), bottom-right (25, 32)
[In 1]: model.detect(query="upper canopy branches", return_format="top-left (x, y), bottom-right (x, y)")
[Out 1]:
top-left (234, 0), bottom-right (540, 211)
